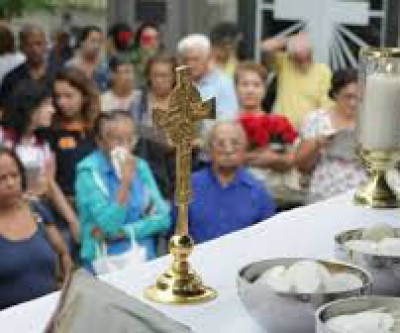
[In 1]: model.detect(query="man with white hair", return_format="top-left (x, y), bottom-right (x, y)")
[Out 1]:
top-left (261, 32), bottom-right (332, 128)
top-left (177, 34), bottom-right (239, 120)
top-left (172, 121), bottom-right (275, 244)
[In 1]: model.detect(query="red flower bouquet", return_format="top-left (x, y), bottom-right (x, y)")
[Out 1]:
top-left (239, 113), bottom-right (298, 149)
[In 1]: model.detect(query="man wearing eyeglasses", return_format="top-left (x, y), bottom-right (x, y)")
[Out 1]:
top-left (174, 121), bottom-right (276, 244)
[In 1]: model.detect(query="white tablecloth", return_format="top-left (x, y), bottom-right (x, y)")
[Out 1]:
top-left (1, 191), bottom-right (400, 333)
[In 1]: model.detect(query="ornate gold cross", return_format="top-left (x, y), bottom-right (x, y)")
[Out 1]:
top-left (153, 65), bottom-right (215, 234)
top-left (145, 65), bottom-right (217, 304)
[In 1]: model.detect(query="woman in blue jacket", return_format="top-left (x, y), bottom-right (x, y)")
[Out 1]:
top-left (75, 111), bottom-right (170, 271)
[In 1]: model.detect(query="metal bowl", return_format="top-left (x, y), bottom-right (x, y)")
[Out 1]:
top-left (316, 296), bottom-right (400, 332)
top-left (237, 258), bottom-right (371, 333)
top-left (335, 228), bottom-right (400, 295)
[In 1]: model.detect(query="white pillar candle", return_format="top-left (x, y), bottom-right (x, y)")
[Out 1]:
top-left (358, 73), bottom-right (400, 150)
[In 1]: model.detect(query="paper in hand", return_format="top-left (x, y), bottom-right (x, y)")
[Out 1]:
top-left (325, 128), bottom-right (358, 161)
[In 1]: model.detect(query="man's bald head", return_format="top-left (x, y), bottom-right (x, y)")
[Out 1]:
top-left (19, 24), bottom-right (46, 66)
top-left (209, 121), bottom-right (247, 147)
top-left (19, 24), bottom-right (45, 44)
top-left (208, 121), bottom-right (248, 170)
top-left (287, 32), bottom-right (312, 68)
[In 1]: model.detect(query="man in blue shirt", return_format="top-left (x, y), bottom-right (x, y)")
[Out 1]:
top-left (177, 121), bottom-right (276, 244)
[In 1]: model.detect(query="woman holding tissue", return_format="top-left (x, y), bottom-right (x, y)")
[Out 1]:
top-left (295, 69), bottom-right (366, 202)
top-left (75, 111), bottom-right (171, 273)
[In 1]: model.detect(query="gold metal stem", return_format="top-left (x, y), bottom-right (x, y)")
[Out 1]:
top-left (145, 66), bottom-right (217, 304)
top-left (175, 144), bottom-right (191, 236)
top-left (177, 203), bottom-right (189, 235)
top-left (354, 169), bottom-right (399, 208)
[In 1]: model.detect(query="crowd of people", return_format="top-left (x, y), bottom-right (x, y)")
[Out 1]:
top-left (0, 20), bottom-right (365, 309)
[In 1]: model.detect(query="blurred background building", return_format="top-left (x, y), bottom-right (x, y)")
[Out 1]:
top-left (3, 0), bottom-right (400, 68)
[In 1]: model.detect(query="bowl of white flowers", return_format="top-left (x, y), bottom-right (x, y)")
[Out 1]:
top-left (237, 258), bottom-right (371, 333)
top-left (335, 225), bottom-right (400, 296)
top-left (316, 296), bottom-right (400, 332)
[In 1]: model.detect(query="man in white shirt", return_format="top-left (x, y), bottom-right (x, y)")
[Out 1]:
top-left (0, 24), bottom-right (25, 86)
top-left (177, 34), bottom-right (239, 164)
top-left (177, 34), bottom-right (239, 121)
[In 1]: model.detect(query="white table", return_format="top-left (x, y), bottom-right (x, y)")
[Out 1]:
top-left (1, 191), bottom-right (399, 333)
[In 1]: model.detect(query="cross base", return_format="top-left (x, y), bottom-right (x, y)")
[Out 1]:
top-left (144, 235), bottom-right (217, 305)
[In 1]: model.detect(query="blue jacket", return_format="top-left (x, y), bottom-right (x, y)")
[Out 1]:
top-left (75, 150), bottom-right (171, 262)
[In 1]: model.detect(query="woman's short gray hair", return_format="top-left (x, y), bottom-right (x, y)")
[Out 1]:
top-left (177, 34), bottom-right (211, 57)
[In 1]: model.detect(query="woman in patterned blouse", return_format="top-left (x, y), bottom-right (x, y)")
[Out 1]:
top-left (295, 68), bottom-right (366, 202)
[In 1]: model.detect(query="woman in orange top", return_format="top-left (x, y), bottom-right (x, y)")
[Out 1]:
top-left (51, 67), bottom-right (99, 199)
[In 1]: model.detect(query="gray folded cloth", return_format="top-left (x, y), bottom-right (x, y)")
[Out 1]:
top-left (46, 269), bottom-right (192, 333)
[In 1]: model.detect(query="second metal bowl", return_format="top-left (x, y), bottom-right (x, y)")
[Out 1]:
top-left (316, 295), bottom-right (400, 332)
top-left (237, 258), bottom-right (371, 333)
top-left (335, 228), bottom-right (400, 296)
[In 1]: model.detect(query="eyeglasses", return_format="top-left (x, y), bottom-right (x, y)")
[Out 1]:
top-left (211, 138), bottom-right (244, 151)
top-left (106, 134), bottom-right (138, 147)
top-left (150, 72), bottom-right (174, 79)
top-left (337, 92), bottom-right (360, 102)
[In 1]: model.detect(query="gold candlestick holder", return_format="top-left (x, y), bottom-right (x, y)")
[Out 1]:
top-left (354, 47), bottom-right (400, 208)
top-left (144, 66), bottom-right (217, 304)
top-left (354, 148), bottom-right (399, 208)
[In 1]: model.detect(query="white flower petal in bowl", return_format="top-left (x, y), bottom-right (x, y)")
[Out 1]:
top-left (285, 260), bottom-right (328, 294)
top-left (326, 310), bottom-right (395, 333)
top-left (378, 238), bottom-right (400, 256)
top-left (326, 273), bottom-right (363, 293)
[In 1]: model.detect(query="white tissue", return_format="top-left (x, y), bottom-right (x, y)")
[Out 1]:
top-left (110, 146), bottom-right (128, 179)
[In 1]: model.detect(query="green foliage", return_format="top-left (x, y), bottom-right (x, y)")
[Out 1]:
top-left (0, 0), bottom-right (53, 19)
